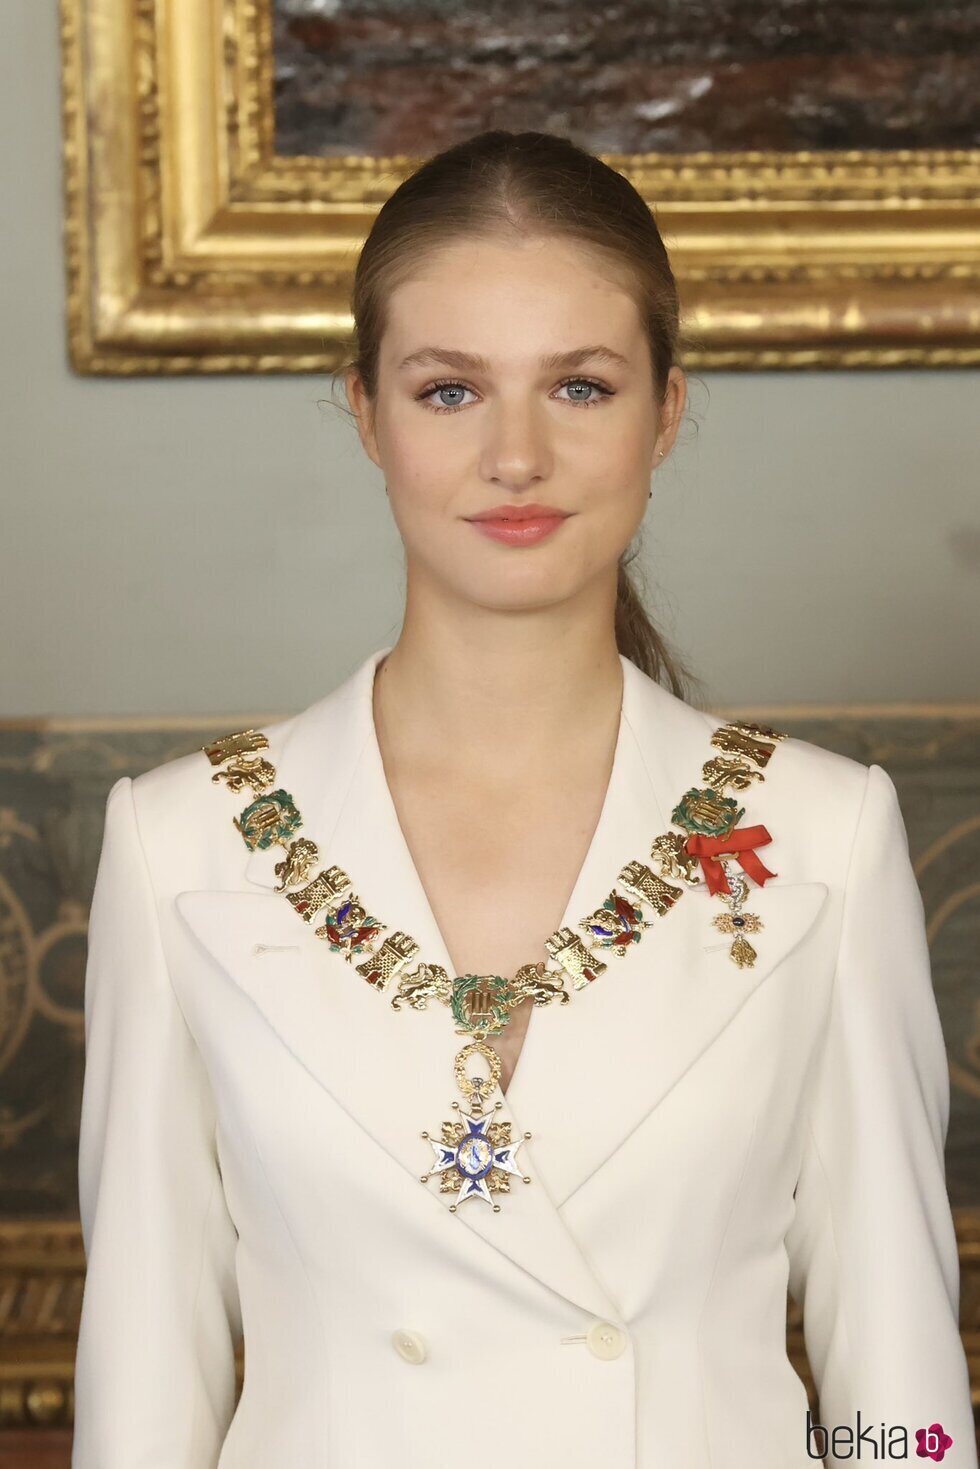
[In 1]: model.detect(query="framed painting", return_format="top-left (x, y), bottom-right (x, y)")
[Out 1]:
top-left (60, 0), bottom-right (980, 375)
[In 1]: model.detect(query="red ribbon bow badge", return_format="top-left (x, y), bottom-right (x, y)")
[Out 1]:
top-left (684, 825), bottom-right (776, 897)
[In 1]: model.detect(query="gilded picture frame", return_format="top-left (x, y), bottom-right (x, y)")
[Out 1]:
top-left (60, 0), bottom-right (980, 376)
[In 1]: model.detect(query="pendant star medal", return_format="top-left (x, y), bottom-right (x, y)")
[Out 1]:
top-left (671, 786), bottom-right (776, 969)
top-left (419, 985), bottom-right (532, 1212)
top-left (711, 862), bottom-right (764, 968)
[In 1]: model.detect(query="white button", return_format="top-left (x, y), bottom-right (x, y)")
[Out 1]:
top-left (586, 1320), bottom-right (627, 1360)
top-left (391, 1328), bottom-right (427, 1364)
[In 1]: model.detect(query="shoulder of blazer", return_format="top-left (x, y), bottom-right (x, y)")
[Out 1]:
top-left (630, 666), bottom-right (873, 843)
top-left (625, 659), bottom-right (872, 811)
top-left (733, 727), bottom-right (876, 887)
top-left (125, 708), bottom-right (300, 896)
top-left (635, 667), bottom-right (877, 888)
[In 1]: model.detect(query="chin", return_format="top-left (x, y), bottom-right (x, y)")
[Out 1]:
top-left (451, 565), bottom-right (587, 613)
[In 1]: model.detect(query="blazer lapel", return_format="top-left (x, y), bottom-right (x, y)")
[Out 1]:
top-left (176, 645), bottom-right (828, 1324)
top-left (502, 663), bottom-right (831, 1208)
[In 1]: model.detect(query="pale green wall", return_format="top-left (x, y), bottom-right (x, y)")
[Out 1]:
top-left (2, 1), bottom-right (978, 717)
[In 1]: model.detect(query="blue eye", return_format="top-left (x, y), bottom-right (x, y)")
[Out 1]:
top-left (419, 382), bottom-right (477, 412)
top-left (416, 376), bottom-right (614, 414)
top-left (555, 378), bottom-right (613, 407)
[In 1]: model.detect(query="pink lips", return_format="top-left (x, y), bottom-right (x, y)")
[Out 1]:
top-left (469, 516), bottom-right (568, 545)
top-left (465, 504), bottom-right (571, 547)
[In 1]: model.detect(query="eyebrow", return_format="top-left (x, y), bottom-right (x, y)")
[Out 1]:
top-left (396, 345), bottom-right (632, 373)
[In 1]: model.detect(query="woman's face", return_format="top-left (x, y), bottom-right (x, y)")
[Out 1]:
top-left (347, 234), bottom-right (686, 616)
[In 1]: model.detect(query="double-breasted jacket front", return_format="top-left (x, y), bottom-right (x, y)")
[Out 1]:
top-left (71, 645), bottom-right (976, 1469)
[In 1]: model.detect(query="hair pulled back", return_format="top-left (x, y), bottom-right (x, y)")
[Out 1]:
top-left (339, 129), bottom-right (700, 699)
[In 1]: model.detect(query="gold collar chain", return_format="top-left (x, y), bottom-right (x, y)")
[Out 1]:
top-left (202, 715), bottom-right (786, 1213)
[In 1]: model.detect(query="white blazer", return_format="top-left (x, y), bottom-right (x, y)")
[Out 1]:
top-left (71, 645), bottom-right (975, 1469)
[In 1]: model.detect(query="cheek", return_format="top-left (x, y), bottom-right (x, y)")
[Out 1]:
top-left (566, 407), bottom-right (655, 507)
top-left (577, 491), bottom-right (648, 572)
top-left (594, 409), bottom-right (657, 472)
top-left (378, 406), bottom-right (468, 511)
top-left (576, 428), bottom-right (653, 522)
top-left (382, 464), bottom-right (465, 564)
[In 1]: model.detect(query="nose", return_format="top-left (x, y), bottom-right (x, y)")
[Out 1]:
top-left (479, 397), bottom-right (553, 491)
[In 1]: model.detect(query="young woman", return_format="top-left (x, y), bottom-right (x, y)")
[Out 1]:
top-left (71, 131), bottom-right (975, 1469)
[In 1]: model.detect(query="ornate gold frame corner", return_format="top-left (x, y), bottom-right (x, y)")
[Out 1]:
top-left (59, 0), bottom-right (980, 373)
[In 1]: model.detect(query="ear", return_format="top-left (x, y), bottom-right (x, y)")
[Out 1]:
top-left (344, 367), bottom-right (382, 469)
top-left (655, 364), bottom-right (688, 462)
